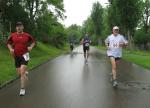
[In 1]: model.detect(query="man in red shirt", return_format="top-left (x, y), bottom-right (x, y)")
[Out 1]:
top-left (7, 22), bottom-right (35, 96)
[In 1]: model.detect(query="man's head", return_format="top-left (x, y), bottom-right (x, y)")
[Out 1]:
top-left (85, 33), bottom-right (89, 38)
top-left (112, 26), bottom-right (119, 36)
top-left (16, 22), bottom-right (24, 33)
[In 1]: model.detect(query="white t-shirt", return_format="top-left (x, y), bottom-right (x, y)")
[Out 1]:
top-left (105, 34), bottom-right (127, 58)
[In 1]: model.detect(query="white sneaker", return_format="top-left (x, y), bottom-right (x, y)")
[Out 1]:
top-left (19, 89), bottom-right (25, 96)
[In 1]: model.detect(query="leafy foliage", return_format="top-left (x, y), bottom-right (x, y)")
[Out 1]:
top-left (66, 24), bottom-right (82, 44)
top-left (0, 0), bottom-right (66, 47)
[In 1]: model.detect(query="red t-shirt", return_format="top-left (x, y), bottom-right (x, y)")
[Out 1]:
top-left (7, 32), bottom-right (35, 57)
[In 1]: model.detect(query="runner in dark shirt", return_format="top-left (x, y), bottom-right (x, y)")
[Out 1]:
top-left (81, 33), bottom-right (91, 64)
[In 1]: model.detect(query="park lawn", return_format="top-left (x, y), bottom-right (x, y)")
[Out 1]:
top-left (97, 45), bottom-right (150, 69)
top-left (123, 50), bottom-right (150, 69)
top-left (0, 42), bottom-right (68, 85)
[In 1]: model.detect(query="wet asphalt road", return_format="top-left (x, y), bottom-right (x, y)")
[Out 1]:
top-left (0, 46), bottom-right (150, 108)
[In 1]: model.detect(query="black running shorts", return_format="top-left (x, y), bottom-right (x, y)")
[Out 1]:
top-left (83, 46), bottom-right (89, 53)
top-left (15, 56), bottom-right (28, 68)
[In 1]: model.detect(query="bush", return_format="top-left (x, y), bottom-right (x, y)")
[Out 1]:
top-left (134, 30), bottom-right (150, 50)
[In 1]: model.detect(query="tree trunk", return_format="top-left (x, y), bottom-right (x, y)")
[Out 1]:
top-left (127, 30), bottom-right (134, 50)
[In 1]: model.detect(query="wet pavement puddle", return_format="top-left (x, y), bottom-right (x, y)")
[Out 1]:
top-left (117, 81), bottom-right (150, 90)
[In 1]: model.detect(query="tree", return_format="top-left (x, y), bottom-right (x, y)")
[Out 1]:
top-left (0, 0), bottom-right (66, 48)
top-left (0, 0), bottom-right (29, 32)
top-left (114, 0), bottom-right (143, 49)
top-left (102, 7), bottom-right (111, 43)
top-left (107, 0), bottom-right (120, 30)
top-left (82, 17), bottom-right (94, 36)
top-left (66, 24), bottom-right (82, 44)
top-left (24, 0), bottom-right (65, 35)
top-left (91, 2), bottom-right (103, 37)
top-left (134, 29), bottom-right (150, 50)
top-left (142, 0), bottom-right (150, 33)
top-left (50, 23), bottom-right (66, 48)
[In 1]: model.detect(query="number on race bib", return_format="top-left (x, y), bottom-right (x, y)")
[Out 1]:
top-left (113, 43), bottom-right (118, 48)
top-left (111, 42), bottom-right (119, 48)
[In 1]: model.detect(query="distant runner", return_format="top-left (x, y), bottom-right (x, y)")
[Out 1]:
top-left (81, 33), bottom-right (91, 63)
top-left (69, 40), bottom-right (74, 52)
top-left (7, 22), bottom-right (35, 96)
top-left (105, 26), bottom-right (128, 87)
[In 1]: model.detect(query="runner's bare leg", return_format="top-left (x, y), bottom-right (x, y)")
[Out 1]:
top-left (110, 57), bottom-right (117, 80)
top-left (20, 65), bottom-right (28, 89)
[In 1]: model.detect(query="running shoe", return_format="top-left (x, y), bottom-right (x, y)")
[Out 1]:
top-left (112, 80), bottom-right (118, 87)
top-left (19, 88), bottom-right (25, 96)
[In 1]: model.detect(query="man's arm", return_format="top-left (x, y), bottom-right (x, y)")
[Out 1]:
top-left (105, 37), bottom-right (109, 49)
top-left (7, 44), bottom-right (14, 55)
top-left (27, 35), bottom-right (36, 52)
top-left (89, 39), bottom-right (91, 44)
top-left (28, 43), bottom-right (35, 51)
top-left (7, 36), bottom-right (14, 55)
top-left (119, 36), bottom-right (128, 47)
top-left (80, 39), bottom-right (84, 44)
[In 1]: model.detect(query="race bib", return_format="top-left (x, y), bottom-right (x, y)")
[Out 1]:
top-left (23, 53), bottom-right (30, 61)
top-left (110, 40), bottom-right (119, 48)
top-left (85, 43), bottom-right (89, 47)
top-left (112, 43), bottom-right (119, 48)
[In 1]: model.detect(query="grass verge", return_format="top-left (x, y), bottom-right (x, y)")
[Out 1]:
top-left (97, 45), bottom-right (150, 69)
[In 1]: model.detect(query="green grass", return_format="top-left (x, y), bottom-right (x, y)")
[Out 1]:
top-left (123, 50), bottom-right (150, 69)
top-left (98, 45), bottom-right (150, 69)
top-left (0, 42), bottom-right (68, 85)
top-left (97, 45), bottom-right (107, 50)
top-left (0, 44), bottom-right (16, 85)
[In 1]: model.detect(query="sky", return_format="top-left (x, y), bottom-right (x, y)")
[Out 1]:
top-left (63, 0), bottom-right (108, 27)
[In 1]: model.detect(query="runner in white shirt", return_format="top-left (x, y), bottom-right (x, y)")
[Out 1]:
top-left (105, 26), bottom-right (128, 87)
